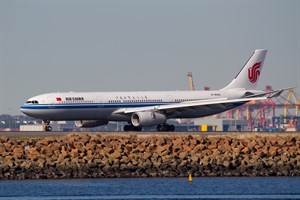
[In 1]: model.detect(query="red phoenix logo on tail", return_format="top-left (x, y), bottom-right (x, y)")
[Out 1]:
top-left (248, 62), bottom-right (261, 83)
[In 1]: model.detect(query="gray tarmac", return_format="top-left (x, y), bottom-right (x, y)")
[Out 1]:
top-left (0, 131), bottom-right (298, 138)
top-left (0, 131), bottom-right (71, 138)
top-left (0, 131), bottom-right (209, 138)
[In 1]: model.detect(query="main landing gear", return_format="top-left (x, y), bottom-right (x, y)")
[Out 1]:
top-left (43, 120), bottom-right (52, 132)
top-left (124, 124), bottom-right (142, 132)
top-left (123, 123), bottom-right (175, 132)
top-left (157, 124), bottom-right (175, 132)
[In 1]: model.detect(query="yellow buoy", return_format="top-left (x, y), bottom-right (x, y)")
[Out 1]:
top-left (188, 174), bottom-right (193, 182)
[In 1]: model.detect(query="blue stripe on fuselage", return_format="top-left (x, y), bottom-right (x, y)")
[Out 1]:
top-left (20, 102), bottom-right (170, 110)
top-left (20, 101), bottom-right (245, 110)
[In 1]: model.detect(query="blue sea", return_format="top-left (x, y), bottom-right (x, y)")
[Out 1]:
top-left (1, 177), bottom-right (300, 200)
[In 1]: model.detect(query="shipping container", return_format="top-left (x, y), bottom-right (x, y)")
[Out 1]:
top-left (20, 125), bottom-right (44, 131)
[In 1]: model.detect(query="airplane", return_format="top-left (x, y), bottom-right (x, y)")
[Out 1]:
top-left (20, 49), bottom-right (285, 132)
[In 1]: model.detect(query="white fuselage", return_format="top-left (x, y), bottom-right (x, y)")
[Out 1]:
top-left (20, 90), bottom-right (244, 121)
top-left (19, 49), bottom-right (271, 131)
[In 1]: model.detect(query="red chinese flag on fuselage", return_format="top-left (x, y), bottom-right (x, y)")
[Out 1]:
top-left (56, 97), bottom-right (62, 101)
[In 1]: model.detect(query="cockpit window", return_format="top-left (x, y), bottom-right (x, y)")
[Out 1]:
top-left (26, 100), bottom-right (39, 104)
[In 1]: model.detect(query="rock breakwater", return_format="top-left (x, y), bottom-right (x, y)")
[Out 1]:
top-left (0, 133), bottom-right (299, 179)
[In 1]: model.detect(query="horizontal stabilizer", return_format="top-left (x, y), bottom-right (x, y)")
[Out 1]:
top-left (245, 87), bottom-right (294, 98)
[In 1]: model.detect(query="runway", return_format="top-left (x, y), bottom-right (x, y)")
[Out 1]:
top-left (0, 131), bottom-right (298, 138)
top-left (0, 131), bottom-right (208, 138)
top-left (0, 131), bottom-right (71, 138)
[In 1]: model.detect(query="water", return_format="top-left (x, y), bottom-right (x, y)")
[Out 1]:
top-left (1, 177), bottom-right (300, 200)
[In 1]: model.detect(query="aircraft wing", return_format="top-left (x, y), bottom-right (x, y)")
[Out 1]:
top-left (114, 96), bottom-right (268, 115)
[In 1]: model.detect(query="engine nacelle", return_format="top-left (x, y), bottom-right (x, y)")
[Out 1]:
top-left (75, 120), bottom-right (108, 128)
top-left (131, 112), bottom-right (166, 127)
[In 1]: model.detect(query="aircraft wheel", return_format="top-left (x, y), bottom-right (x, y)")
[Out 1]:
top-left (157, 124), bottom-right (175, 132)
top-left (169, 125), bottom-right (175, 132)
top-left (131, 125), bottom-right (142, 131)
top-left (135, 126), bottom-right (142, 132)
top-left (124, 125), bottom-right (142, 132)
top-left (45, 126), bottom-right (52, 132)
top-left (124, 125), bottom-right (130, 131)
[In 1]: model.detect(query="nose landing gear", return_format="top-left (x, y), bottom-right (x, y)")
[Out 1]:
top-left (43, 120), bottom-right (52, 132)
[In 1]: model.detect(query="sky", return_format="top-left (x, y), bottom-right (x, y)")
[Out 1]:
top-left (0, 0), bottom-right (299, 115)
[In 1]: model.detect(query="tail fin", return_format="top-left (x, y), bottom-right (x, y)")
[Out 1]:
top-left (221, 49), bottom-right (267, 90)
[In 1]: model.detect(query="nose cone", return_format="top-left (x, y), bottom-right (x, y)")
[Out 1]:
top-left (20, 104), bottom-right (29, 115)
top-left (20, 104), bottom-right (37, 118)
top-left (20, 103), bottom-right (48, 120)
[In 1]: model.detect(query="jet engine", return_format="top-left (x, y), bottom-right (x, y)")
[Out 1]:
top-left (75, 120), bottom-right (108, 128)
top-left (131, 112), bottom-right (166, 127)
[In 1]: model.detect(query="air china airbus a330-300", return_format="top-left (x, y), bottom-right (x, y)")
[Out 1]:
top-left (20, 49), bottom-right (286, 131)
